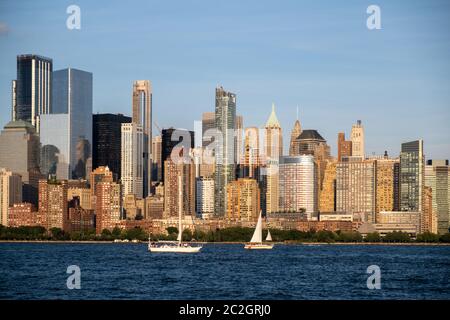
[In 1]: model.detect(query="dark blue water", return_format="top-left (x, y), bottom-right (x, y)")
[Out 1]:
top-left (0, 243), bottom-right (449, 300)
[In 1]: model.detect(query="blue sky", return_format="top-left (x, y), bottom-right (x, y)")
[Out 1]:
top-left (0, 0), bottom-right (449, 159)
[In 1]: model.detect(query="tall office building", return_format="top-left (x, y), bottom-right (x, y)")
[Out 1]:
top-left (425, 159), bottom-right (450, 234)
top-left (214, 86), bottom-right (237, 217)
top-left (422, 186), bottom-right (437, 233)
top-left (279, 155), bottom-right (317, 219)
top-left (319, 159), bottom-right (337, 213)
top-left (337, 132), bottom-right (352, 161)
top-left (336, 157), bottom-right (376, 222)
top-left (164, 159), bottom-right (195, 217)
top-left (0, 120), bottom-right (41, 205)
top-left (376, 154), bottom-right (400, 214)
top-left (242, 127), bottom-right (261, 179)
top-left (92, 113), bottom-right (131, 180)
top-left (40, 68), bottom-right (93, 180)
top-left (95, 181), bottom-right (122, 234)
top-left (400, 140), bottom-right (424, 212)
top-left (14, 54), bottom-right (52, 131)
top-left (38, 178), bottom-right (68, 231)
top-left (235, 115), bottom-right (243, 165)
top-left (289, 119), bottom-right (302, 156)
top-left (350, 120), bottom-right (365, 158)
top-left (226, 178), bottom-right (260, 222)
top-left (161, 128), bottom-right (195, 183)
top-left (196, 177), bottom-right (214, 219)
top-left (0, 168), bottom-right (22, 226)
top-left (152, 135), bottom-right (162, 182)
top-left (132, 80), bottom-right (152, 197)
top-left (121, 123), bottom-right (144, 199)
top-left (202, 112), bottom-right (216, 148)
top-left (90, 166), bottom-right (114, 201)
top-left (264, 104), bottom-right (282, 213)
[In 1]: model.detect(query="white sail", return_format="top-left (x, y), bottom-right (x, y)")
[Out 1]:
top-left (266, 230), bottom-right (272, 242)
top-left (250, 211), bottom-right (263, 243)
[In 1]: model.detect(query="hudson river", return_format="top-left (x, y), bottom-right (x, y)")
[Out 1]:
top-left (1, 243), bottom-right (449, 299)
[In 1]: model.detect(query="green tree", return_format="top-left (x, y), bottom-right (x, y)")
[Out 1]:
top-left (439, 233), bottom-right (450, 243)
top-left (416, 232), bottom-right (440, 243)
top-left (101, 229), bottom-right (112, 240)
top-left (365, 232), bottom-right (381, 242)
top-left (383, 231), bottom-right (411, 243)
top-left (182, 229), bottom-right (193, 241)
top-left (112, 227), bottom-right (122, 239)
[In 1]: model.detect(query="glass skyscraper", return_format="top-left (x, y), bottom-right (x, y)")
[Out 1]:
top-left (92, 113), bottom-right (132, 180)
top-left (40, 68), bottom-right (93, 180)
top-left (214, 86), bottom-right (236, 217)
top-left (400, 140), bottom-right (424, 212)
top-left (15, 54), bottom-right (53, 131)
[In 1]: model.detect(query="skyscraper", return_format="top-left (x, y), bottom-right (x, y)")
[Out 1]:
top-left (350, 120), bottom-right (365, 158)
top-left (425, 159), bottom-right (450, 234)
top-left (289, 120), bottom-right (302, 156)
top-left (226, 178), bottom-right (260, 222)
top-left (39, 178), bottom-right (68, 231)
top-left (279, 155), bottom-right (317, 219)
top-left (235, 115), bottom-right (243, 165)
top-left (376, 154), bottom-right (400, 214)
top-left (214, 86), bottom-right (236, 217)
top-left (337, 132), bottom-right (352, 161)
top-left (195, 177), bottom-right (214, 219)
top-left (164, 159), bottom-right (195, 217)
top-left (40, 68), bottom-right (93, 180)
top-left (319, 159), bottom-right (337, 213)
top-left (95, 181), bottom-right (122, 234)
top-left (264, 104), bottom-right (282, 213)
top-left (400, 140), bottom-right (424, 212)
top-left (14, 54), bottom-right (52, 131)
top-left (161, 128), bottom-right (195, 183)
top-left (0, 120), bottom-right (41, 205)
top-left (132, 80), bottom-right (152, 197)
top-left (121, 123), bottom-right (144, 199)
top-left (92, 113), bottom-right (131, 181)
top-left (336, 157), bottom-right (376, 222)
top-left (202, 112), bottom-right (216, 148)
top-left (0, 168), bottom-right (22, 227)
top-left (152, 135), bottom-right (162, 182)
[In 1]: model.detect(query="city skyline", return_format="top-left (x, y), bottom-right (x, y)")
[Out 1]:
top-left (0, 0), bottom-right (449, 160)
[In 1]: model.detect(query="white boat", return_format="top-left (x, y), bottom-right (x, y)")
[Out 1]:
top-left (148, 176), bottom-right (202, 253)
top-left (244, 211), bottom-right (274, 250)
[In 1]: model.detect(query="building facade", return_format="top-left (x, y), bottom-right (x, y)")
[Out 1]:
top-left (425, 159), bottom-right (450, 234)
top-left (15, 54), bottom-right (52, 131)
top-left (121, 123), bottom-right (144, 198)
top-left (214, 86), bottom-right (237, 217)
top-left (226, 178), bottom-right (260, 222)
top-left (0, 168), bottom-right (22, 226)
top-left (400, 140), bottom-right (424, 212)
top-left (92, 113), bottom-right (131, 181)
top-left (350, 120), bottom-right (365, 158)
top-left (336, 157), bottom-right (376, 223)
top-left (279, 155), bottom-right (317, 219)
top-left (196, 177), bottom-right (214, 219)
top-left (132, 80), bottom-right (152, 197)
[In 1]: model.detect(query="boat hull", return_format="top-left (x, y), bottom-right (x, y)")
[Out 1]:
top-left (244, 243), bottom-right (274, 250)
top-left (148, 245), bottom-right (202, 253)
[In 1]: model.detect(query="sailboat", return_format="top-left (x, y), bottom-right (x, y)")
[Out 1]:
top-left (148, 176), bottom-right (202, 253)
top-left (244, 211), bottom-right (274, 250)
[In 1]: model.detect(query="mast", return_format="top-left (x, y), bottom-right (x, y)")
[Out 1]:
top-left (177, 175), bottom-right (182, 245)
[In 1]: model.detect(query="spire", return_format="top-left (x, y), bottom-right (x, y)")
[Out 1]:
top-left (265, 103), bottom-right (281, 128)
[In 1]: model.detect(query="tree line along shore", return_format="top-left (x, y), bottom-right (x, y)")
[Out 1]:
top-left (1, 225), bottom-right (450, 244)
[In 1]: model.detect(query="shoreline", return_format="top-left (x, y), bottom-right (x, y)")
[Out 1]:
top-left (0, 240), bottom-right (449, 246)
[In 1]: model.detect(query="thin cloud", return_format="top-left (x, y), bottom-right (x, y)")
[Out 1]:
top-left (0, 22), bottom-right (9, 35)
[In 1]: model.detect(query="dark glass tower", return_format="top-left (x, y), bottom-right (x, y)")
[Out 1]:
top-left (92, 113), bottom-right (131, 180)
top-left (400, 140), bottom-right (424, 212)
top-left (15, 54), bottom-right (53, 130)
top-left (161, 128), bottom-right (194, 183)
